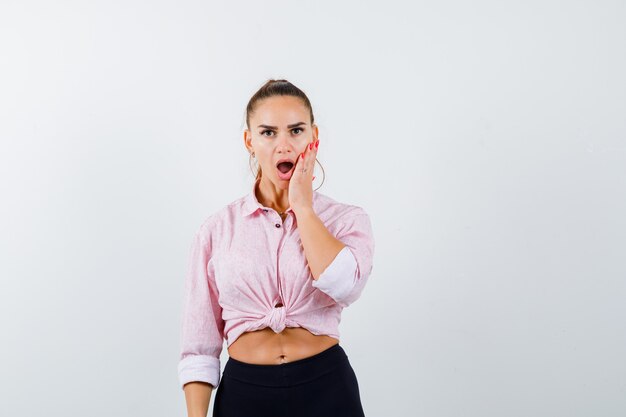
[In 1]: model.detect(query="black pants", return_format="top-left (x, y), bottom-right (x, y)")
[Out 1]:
top-left (212, 343), bottom-right (366, 417)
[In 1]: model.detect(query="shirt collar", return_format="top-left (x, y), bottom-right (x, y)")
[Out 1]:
top-left (242, 177), bottom-right (319, 217)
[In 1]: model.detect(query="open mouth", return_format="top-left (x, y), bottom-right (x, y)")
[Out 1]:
top-left (276, 161), bottom-right (294, 173)
top-left (276, 159), bottom-right (295, 180)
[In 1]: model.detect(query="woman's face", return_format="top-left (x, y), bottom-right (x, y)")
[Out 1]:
top-left (245, 95), bottom-right (318, 190)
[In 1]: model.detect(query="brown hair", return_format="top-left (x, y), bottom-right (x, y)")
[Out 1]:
top-left (245, 79), bottom-right (324, 189)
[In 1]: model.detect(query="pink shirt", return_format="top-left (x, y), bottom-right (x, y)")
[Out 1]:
top-left (177, 179), bottom-right (375, 389)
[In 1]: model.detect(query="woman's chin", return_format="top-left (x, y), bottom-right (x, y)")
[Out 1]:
top-left (267, 176), bottom-right (290, 189)
top-left (275, 179), bottom-right (290, 188)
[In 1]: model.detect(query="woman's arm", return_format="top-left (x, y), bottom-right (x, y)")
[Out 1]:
top-left (297, 205), bottom-right (375, 308)
top-left (178, 225), bottom-right (224, 413)
top-left (295, 207), bottom-right (346, 281)
top-left (183, 382), bottom-right (213, 417)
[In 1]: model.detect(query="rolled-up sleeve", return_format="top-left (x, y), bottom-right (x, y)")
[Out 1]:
top-left (312, 208), bottom-right (375, 308)
top-left (178, 228), bottom-right (225, 390)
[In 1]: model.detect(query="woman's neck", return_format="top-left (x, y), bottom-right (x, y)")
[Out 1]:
top-left (256, 178), bottom-right (290, 213)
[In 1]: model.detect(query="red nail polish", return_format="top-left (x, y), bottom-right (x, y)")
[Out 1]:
top-left (315, 140), bottom-right (319, 149)
top-left (309, 142), bottom-right (313, 150)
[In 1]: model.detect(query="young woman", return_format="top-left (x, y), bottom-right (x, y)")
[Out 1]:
top-left (178, 79), bottom-right (375, 417)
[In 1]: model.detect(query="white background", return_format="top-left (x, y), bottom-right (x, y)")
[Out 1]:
top-left (1, 1), bottom-right (625, 416)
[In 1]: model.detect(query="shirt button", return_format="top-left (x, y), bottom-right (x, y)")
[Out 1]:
top-left (275, 223), bottom-right (281, 228)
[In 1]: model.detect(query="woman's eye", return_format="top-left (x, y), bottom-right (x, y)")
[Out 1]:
top-left (260, 128), bottom-right (303, 136)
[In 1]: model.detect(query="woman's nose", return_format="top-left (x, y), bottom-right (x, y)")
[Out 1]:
top-left (276, 133), bottom-right (296, 146)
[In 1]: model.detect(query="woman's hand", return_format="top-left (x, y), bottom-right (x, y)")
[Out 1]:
top-left (289, 138), bottom-right (319, 214)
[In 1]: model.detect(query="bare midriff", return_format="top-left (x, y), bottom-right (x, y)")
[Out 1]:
top-left (227, 326), bottom-right (339, 365)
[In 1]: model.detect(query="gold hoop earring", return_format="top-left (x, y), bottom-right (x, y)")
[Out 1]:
top-left (312, 157), bottom-right (325, 191)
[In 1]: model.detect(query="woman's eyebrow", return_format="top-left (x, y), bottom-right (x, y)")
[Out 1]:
top-left (257, 122), bottom-right (306, 129)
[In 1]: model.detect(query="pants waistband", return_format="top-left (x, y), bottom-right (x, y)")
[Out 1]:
top-left (223, 343), bottom-right (348, 387)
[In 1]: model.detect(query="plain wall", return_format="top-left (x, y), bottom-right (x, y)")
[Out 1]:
top-left (0, 1), bottom-right (624, 416)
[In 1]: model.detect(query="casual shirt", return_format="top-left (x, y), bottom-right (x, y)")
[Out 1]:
top-left (177, 178), bottom-right (375, 390)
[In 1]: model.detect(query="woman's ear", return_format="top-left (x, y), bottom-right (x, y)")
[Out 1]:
top-left (243, 130), bottom-right (253, 153)
top-left (312, 124), bottom-right (319, 140)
